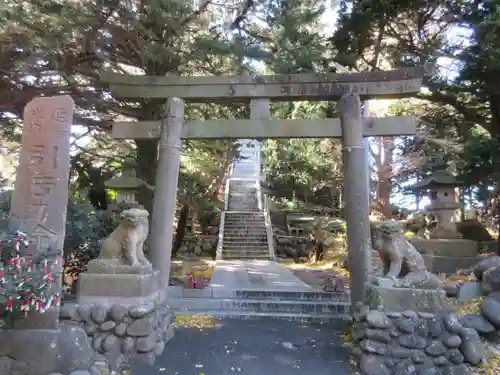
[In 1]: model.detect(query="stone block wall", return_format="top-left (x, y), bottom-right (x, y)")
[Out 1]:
top-left (173, 211), bottom-right (220, 258)
top-left (176, 235), bottom-right (218, 257)
top-left (353, 309), bottom-right (483, 375)
top-left (274, 235), bottom-right (309, 258)
top-left (59, 290), bottom-right (174, 371)
top-left (411, 239), bottom-right (482, 275)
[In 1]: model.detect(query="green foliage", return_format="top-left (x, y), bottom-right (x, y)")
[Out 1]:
top-left (63, 196), bottom-right (117, 280)
top-left (459, 128), bottom-right (500, 189)
top-left (263, 138), bottom-right (343, 207)
top-left (306, 217), bottom-right (342, 246)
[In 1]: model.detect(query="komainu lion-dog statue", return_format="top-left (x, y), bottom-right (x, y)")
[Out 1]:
top-left (86, 208), bottom-right (152, 274)
top-left (371, 220), bottom-right (441, 289)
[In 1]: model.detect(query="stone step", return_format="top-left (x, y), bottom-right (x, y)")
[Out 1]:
top-left (227, 206), bottom-right (260, 210)
top-left (223, 231), bottom-right (267, 235)
top-left (170, 297), bottom-right (350, 314)
top-left (223, 232), bottom-right (267, 236)
top-left (223, 244), bottom-right (268, 249)
top-left (227, 201), bottom-right (259, 211)
top-left (225, 212), bottom-right (264, 216)
top-left (224, 215), bottom-right (264, 218)
top-left (224, 218), bottom-right (265, 222)
top-left (226, 213), bottom-right (264, 216)
top-left (222, 254), bottom-right (270, 259)
top-left (223, 244), bottom-right (268, 248)
top-left (222, 248), bottom-right (269, 254)
top-left (224, 236), bottom-right (267, 239)
top-left (223, 239), bottom-right (268, 243)
top-left (171, 310), bottom-right (351, 325)
top-left (224, 216), bottom-right (265, 221)
top-left (223, 238), bottom-right (268, 243)
top-left (223, 223), bottom-right (266, 227)
top-left (225, 223), bottom-right (261, 226)
top-left (222, 249), bottom-right (269, 254)
top-left (223, 233), bottom-right (267, 238)
top-left (224, 217), bottom-right (265, 221)
top-left (224, 231), bottom-right (267, 235)
top-left (223, 227), bottom-right (266, 231)
top-left (222, 255), bottom-right (271, 260)
top-left (225, 219), bottom-right (265, 223)
top-left (222, 243), bottom-right (269, 247)
top-left (224, 230), bottom-right (266, 233)
top-left (233, 290), bottom-right (350, 302)
top-left (224, 226), bottom-right (266, 229)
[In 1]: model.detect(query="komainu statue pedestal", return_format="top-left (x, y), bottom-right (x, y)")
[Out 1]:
top-left (60, 209), bottom-right (174, 372)
top-left (365, 280), bottom-right (450, 313)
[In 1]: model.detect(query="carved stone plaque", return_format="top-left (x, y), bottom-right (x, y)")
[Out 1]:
top-left (9, 95), bottom-right (74, 255)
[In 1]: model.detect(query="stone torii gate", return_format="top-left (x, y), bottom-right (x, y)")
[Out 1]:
top-left (100, 66), bottom-right (430, 309)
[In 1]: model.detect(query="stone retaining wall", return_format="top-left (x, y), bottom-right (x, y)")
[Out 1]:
top-left (176, 234), bottom-right (218, 257)
top-left (353, 309), bottom-right (483, 375)
top-left (59, 290), bottom-right (174, 372)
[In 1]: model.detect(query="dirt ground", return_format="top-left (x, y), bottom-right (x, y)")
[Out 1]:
top-left (279, 260), bottom-right (349, 291)
top-left (170, 257), bottom-right (216, 288)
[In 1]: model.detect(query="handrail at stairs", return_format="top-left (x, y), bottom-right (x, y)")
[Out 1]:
top-left (216, 163), bottom-right (233, 260)
top-left (224, 162), bottom-right (233, 211)
top-left (216, 212), bottom-right (225, 260)
top-left (263, 194), bottom-right (275, 260)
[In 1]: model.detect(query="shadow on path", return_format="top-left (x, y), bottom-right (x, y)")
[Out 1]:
top-left (132, 318), bottom-right (352, 375)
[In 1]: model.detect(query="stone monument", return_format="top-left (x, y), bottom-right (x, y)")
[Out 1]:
top-left (367, 220), bottom-right (449, 312)
top-left (68, 207), bottom-right (174, 371)
top-left (1, 96), bottom-right (101, 375)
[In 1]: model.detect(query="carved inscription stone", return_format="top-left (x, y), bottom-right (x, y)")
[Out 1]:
top-left (9, 95), bottom-right (74, 255)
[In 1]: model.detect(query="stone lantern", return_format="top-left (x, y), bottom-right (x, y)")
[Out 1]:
top-left (411, 170), bottom-right (462, 239)
top-left (104, 157), bottom-right (154, 207)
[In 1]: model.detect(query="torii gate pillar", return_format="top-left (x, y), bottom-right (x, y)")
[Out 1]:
top-left (339, 94), bottom-right (372, 311)
top-left (150, 97), bottom-right (185, 287)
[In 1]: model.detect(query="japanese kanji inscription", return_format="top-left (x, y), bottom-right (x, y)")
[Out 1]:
top-left (9, 95), bottom-right (74, 254)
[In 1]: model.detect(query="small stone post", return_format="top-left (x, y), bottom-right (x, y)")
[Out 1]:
top-left (339, 94), bottom-right (372, 311)
top-left (150, 97), bottom-right (185, 286)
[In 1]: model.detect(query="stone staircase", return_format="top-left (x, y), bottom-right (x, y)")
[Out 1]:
top-left (223, 212), bottom-right (270, 259)
top-left (170, 140), bottom-right (350, 325)
top-left (168, 286), bottom-right (351, 325)
top-left (226, 179), bottom-right (259, 211)
top-left (218, 143), bottom-right (273, 260)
